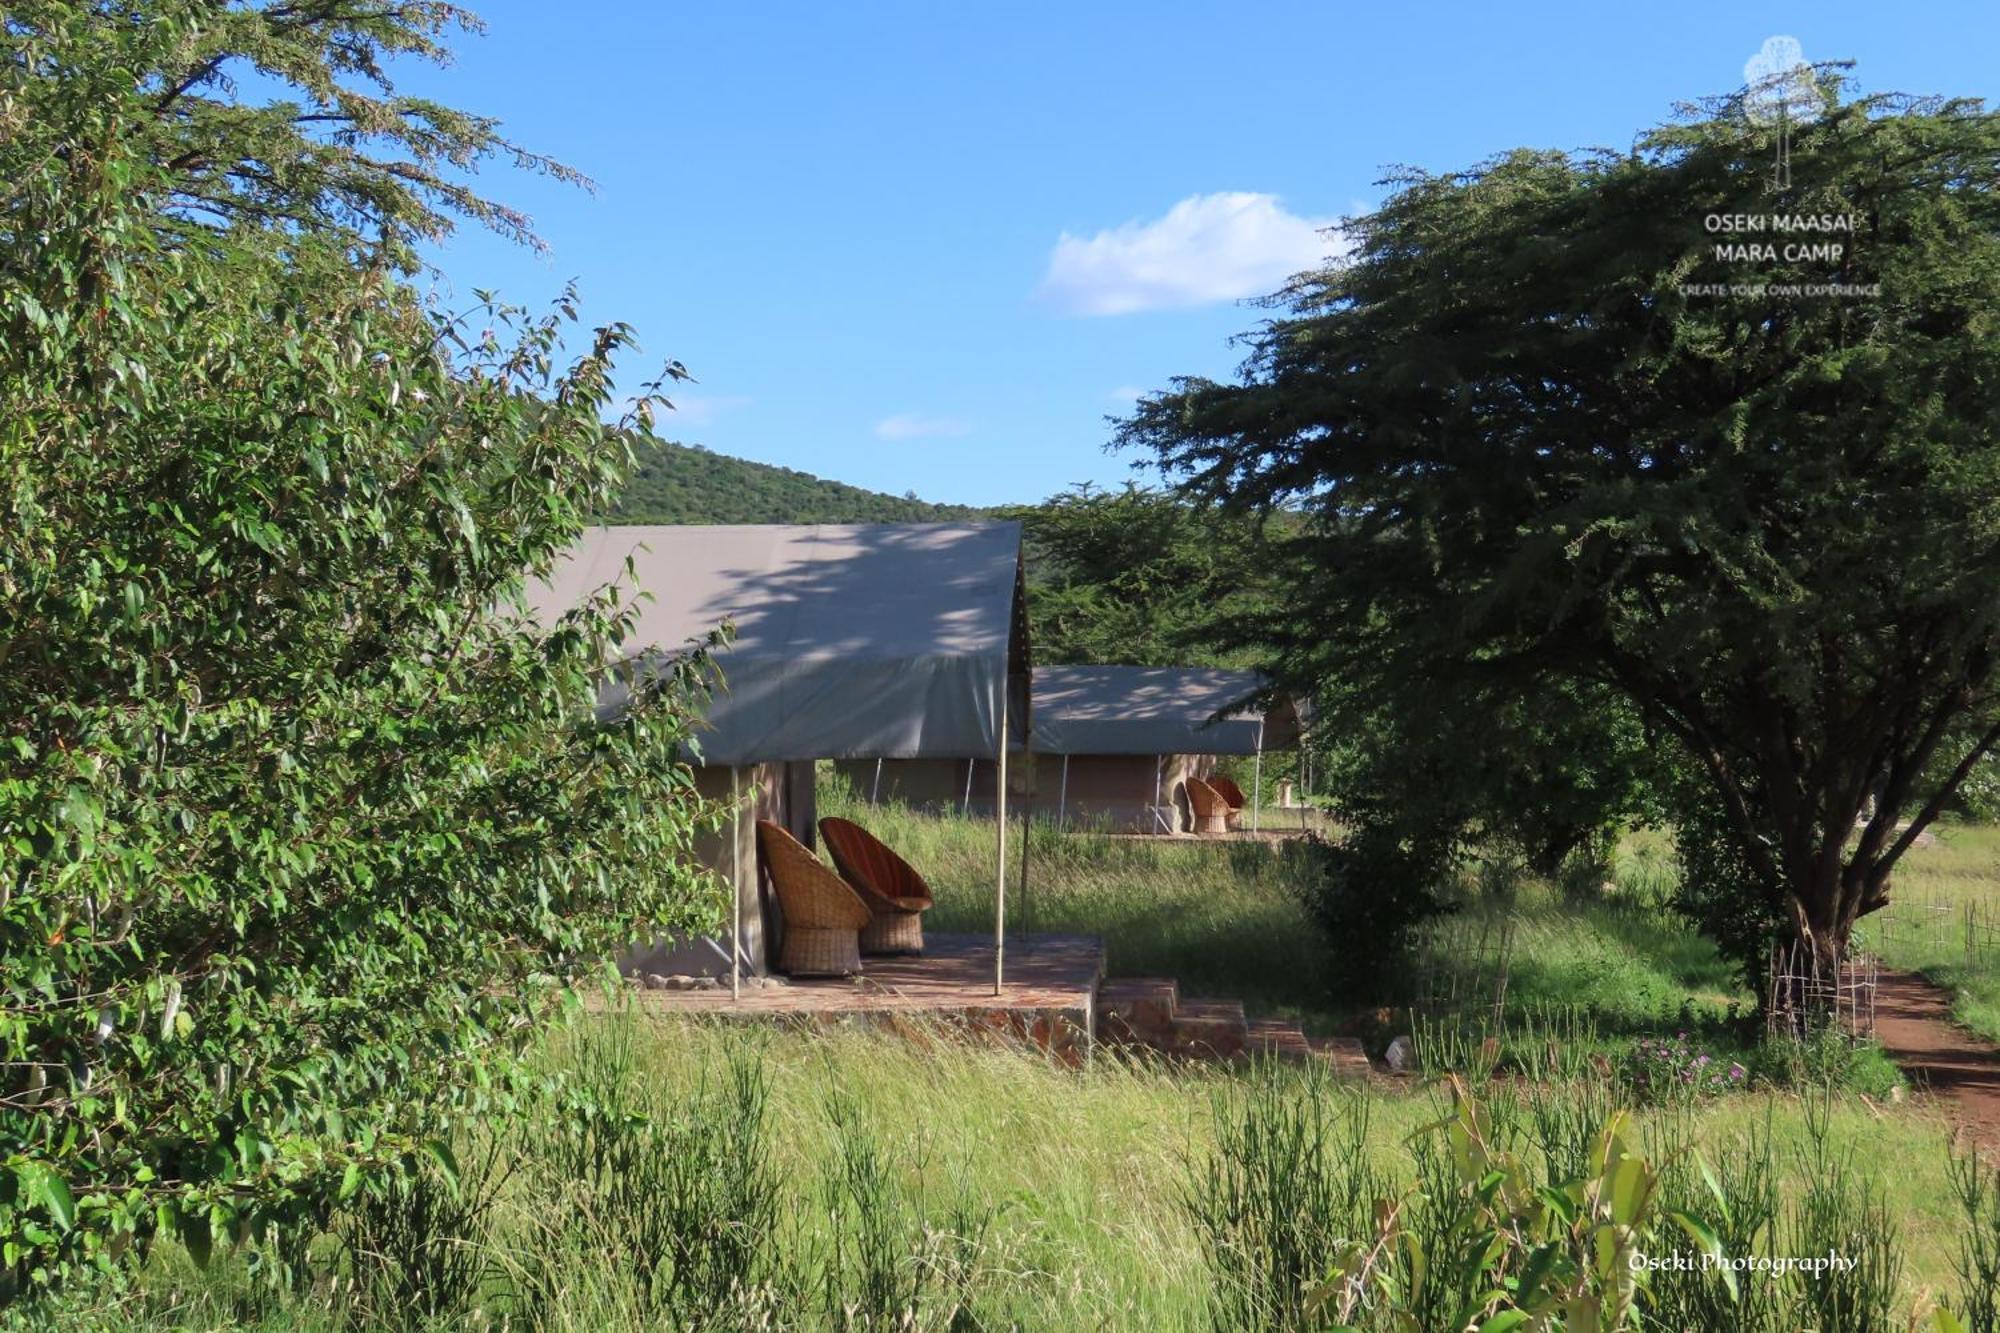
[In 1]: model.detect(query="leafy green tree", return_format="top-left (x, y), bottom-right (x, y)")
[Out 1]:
top-left (3, 0), bottom-right (582, 270)
top-left (1007, 483), bottom-right (1277, 668)
top-left (1123, 76), bottom-right (2000, 974)
top-left (1, 2), bottom-right (711, 1297)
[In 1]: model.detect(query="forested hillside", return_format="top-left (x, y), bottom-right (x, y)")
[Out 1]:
top-left (604, 434), bottom-right (979, 524)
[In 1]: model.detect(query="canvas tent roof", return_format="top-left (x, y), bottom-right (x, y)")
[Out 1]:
top-left (528, 523), bottom-right (1029, 765)
top-left (1028, 665), bottom-right (1296, 757)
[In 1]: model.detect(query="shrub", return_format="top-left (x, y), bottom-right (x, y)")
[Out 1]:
top-left (1744, 1029), bottom-right (1906, 1098)
top-left (1621, 1033), bottom-right (1747, 1103)
top-left (1184, 1066), bottom-right (1389, 1333)
top-left (1950, 1147), bottom-right (2000, 1331)
top-left (0, 23), bottom-right (713, 1299)
top-left (1286, 828), bottom-right (1452, 1001)
top-left (1190, 1071), bottom-right (1714, 1331)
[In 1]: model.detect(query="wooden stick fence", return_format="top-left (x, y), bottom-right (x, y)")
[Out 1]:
top-left (1763, 942), bottom-right (1878, 1039)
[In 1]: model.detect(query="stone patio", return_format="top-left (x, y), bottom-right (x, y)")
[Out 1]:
top-left (629, 932), bottom-right (1104, 1063)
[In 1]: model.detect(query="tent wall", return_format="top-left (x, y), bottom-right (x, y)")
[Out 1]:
top-left (1048, 753), bottom-right (1216, 833)
top-left (839, 753), bottom-right (1216, 833)
top-left (831, 756), bottom-right (1033, 816)
top-left (617, 759), bottom-right (817, 979)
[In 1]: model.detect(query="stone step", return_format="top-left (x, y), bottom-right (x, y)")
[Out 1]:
top-left (1171, 997), bottom-right (1248, 1059)
top-left (1243, 1017), bottom-right (1314, 1061)
top-left (1309, 1035), bottom-right (1373, 1077)
top-left (1095, 976), bottom-right (1180, 1046)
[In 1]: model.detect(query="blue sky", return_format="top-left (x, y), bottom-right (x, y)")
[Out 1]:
top-left (400, 2), bottom-right (2000, 506)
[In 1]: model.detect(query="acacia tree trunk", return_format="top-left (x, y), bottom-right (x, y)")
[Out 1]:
top-left (1772, 811), bottom-right (1895, 1032)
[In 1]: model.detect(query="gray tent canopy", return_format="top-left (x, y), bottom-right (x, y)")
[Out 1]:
top-left (1029, 665), bottom-right (1294, 756)
top-left (528, 522), bottom-right (1029, 993)
top-left (529, 522), bottom-right (1030, 763)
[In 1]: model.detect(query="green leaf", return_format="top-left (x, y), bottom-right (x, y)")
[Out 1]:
top-left (1609, 1153), bottom-right (1652, 1227)
top-left (179, 1208), bottom-right (213, 1270)
top-left (423, 1140), bottom-right (460, 1194)
top-left (39, 1171), bottom-right (75, 1232)
top-left (1668, 1211), bottom-right (1735, 1300)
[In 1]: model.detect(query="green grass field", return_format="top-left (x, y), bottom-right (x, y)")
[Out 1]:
top-left (821, 781), bottom-right (1750, 1042)
top-left (820, 778), bottom-right (1345, 1031)
top-left (1860, 821), bottom-right (2000, 1041)
top-left (99, 1017), bottom-right (1971, 1331)
top-left (71, 797), bottom-right (2000, 1329)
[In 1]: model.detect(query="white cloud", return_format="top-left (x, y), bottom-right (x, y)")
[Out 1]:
top-left (1037, 192), bottom-right (1342, 316)
top-left (875, 413), bottom-right (972, 441)
top-left (1106, 385), bottom-right (1148, 404)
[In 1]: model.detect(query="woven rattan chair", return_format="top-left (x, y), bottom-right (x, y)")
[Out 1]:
top-left (1207, 774), bottom-right (1247, 828)
top-left (755, 820), bottom-right (871, 976)
top-left (1185, 778), bottom-right (1233, 835)
top-left (818, 817), bottom-right (934, 955)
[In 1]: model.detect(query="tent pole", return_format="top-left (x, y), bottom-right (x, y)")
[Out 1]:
top-left (1252, 728), bottom-right (1263, 834)
top-left (1058, 754), bottom-right (1070, 830)
top-left (871, 757), bottom-right (882, 807)
top-left (964, 757), bottom-right (975, 815)
top-left (730, 765), bottom-right (742, 1002)
top-left (994, 689), bottom-right (1010, 996)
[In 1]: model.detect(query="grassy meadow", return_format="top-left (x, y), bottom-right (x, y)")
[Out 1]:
top-left (66, 788), bottom-right (2000, 1329)
top-left (1859, 821), bottom-right (2000, 1041)
top-left (824, 780), bottom-right (1743, 1045)
top-left (89, 1019), bottom-right (1972, 1331)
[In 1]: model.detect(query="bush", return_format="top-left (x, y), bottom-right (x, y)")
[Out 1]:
top-left (1621, 1032), bottom-right (1748, 1103)
top-left (1189, 1071), bottom-right (1703, 1331)
top-left (0, 31), bottom-right (714, 1300)
top-left (1184, 1067), bottom-right (1388, 1332)
top-left (1286, 828), bottom-right (1453, 1001)
top-left (1745, 1029), bottom-right (1906, 1098)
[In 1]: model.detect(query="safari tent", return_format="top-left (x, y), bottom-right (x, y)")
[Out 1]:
top-left (842, 665), bottom-right (1297, 833)
top-left (529, 522), bottom-right (1029, 990)
top-left (1030, 666), bottom-right (1297, 833)
top-left (831, 752), bottom-right (1028, 815)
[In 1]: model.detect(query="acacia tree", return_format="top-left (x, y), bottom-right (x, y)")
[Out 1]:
top-left (1006, 484), bottom-right (1278, 668)
top-left (2, 2), bottom-right (710, 1294)
top-left (2, 0), bottom-right (584, 267)
top-left (1122, 77), bottom-right (2000, 975)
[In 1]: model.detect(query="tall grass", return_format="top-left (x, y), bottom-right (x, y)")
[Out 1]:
top-left (1189, 1067), bottom-right (1952, 1330)
top-left (71, 1016), bottom-right (1977, 1330)
top-left (61, 801), bottom-right (2000, 1329)
top-left (819, 777), bottom-right (1340, 1029)
top-left (1859, 821), bottom-right (2000, 1040)
top-left (1185, 1065), bottom-right (1389, 1331)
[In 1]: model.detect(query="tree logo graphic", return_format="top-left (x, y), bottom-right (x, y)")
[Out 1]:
top-left (1743, 36), bottom-right (1819, 190)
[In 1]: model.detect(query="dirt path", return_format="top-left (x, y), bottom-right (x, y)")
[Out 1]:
top-left (1874, 968), bottom-right (2000, 1144)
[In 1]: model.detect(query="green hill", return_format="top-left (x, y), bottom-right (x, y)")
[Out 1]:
top-left (603, 434), bottom-right (979, 524)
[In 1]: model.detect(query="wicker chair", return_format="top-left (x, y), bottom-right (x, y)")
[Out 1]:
top-left (1207, 774), bottom-right (1248, 828)
top-left (755, 820), bottom-right (871, 976)
top-left (1185, 778), bottom-right (1233, 835)
top-left (818, 817), bottom-right (934, 955)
